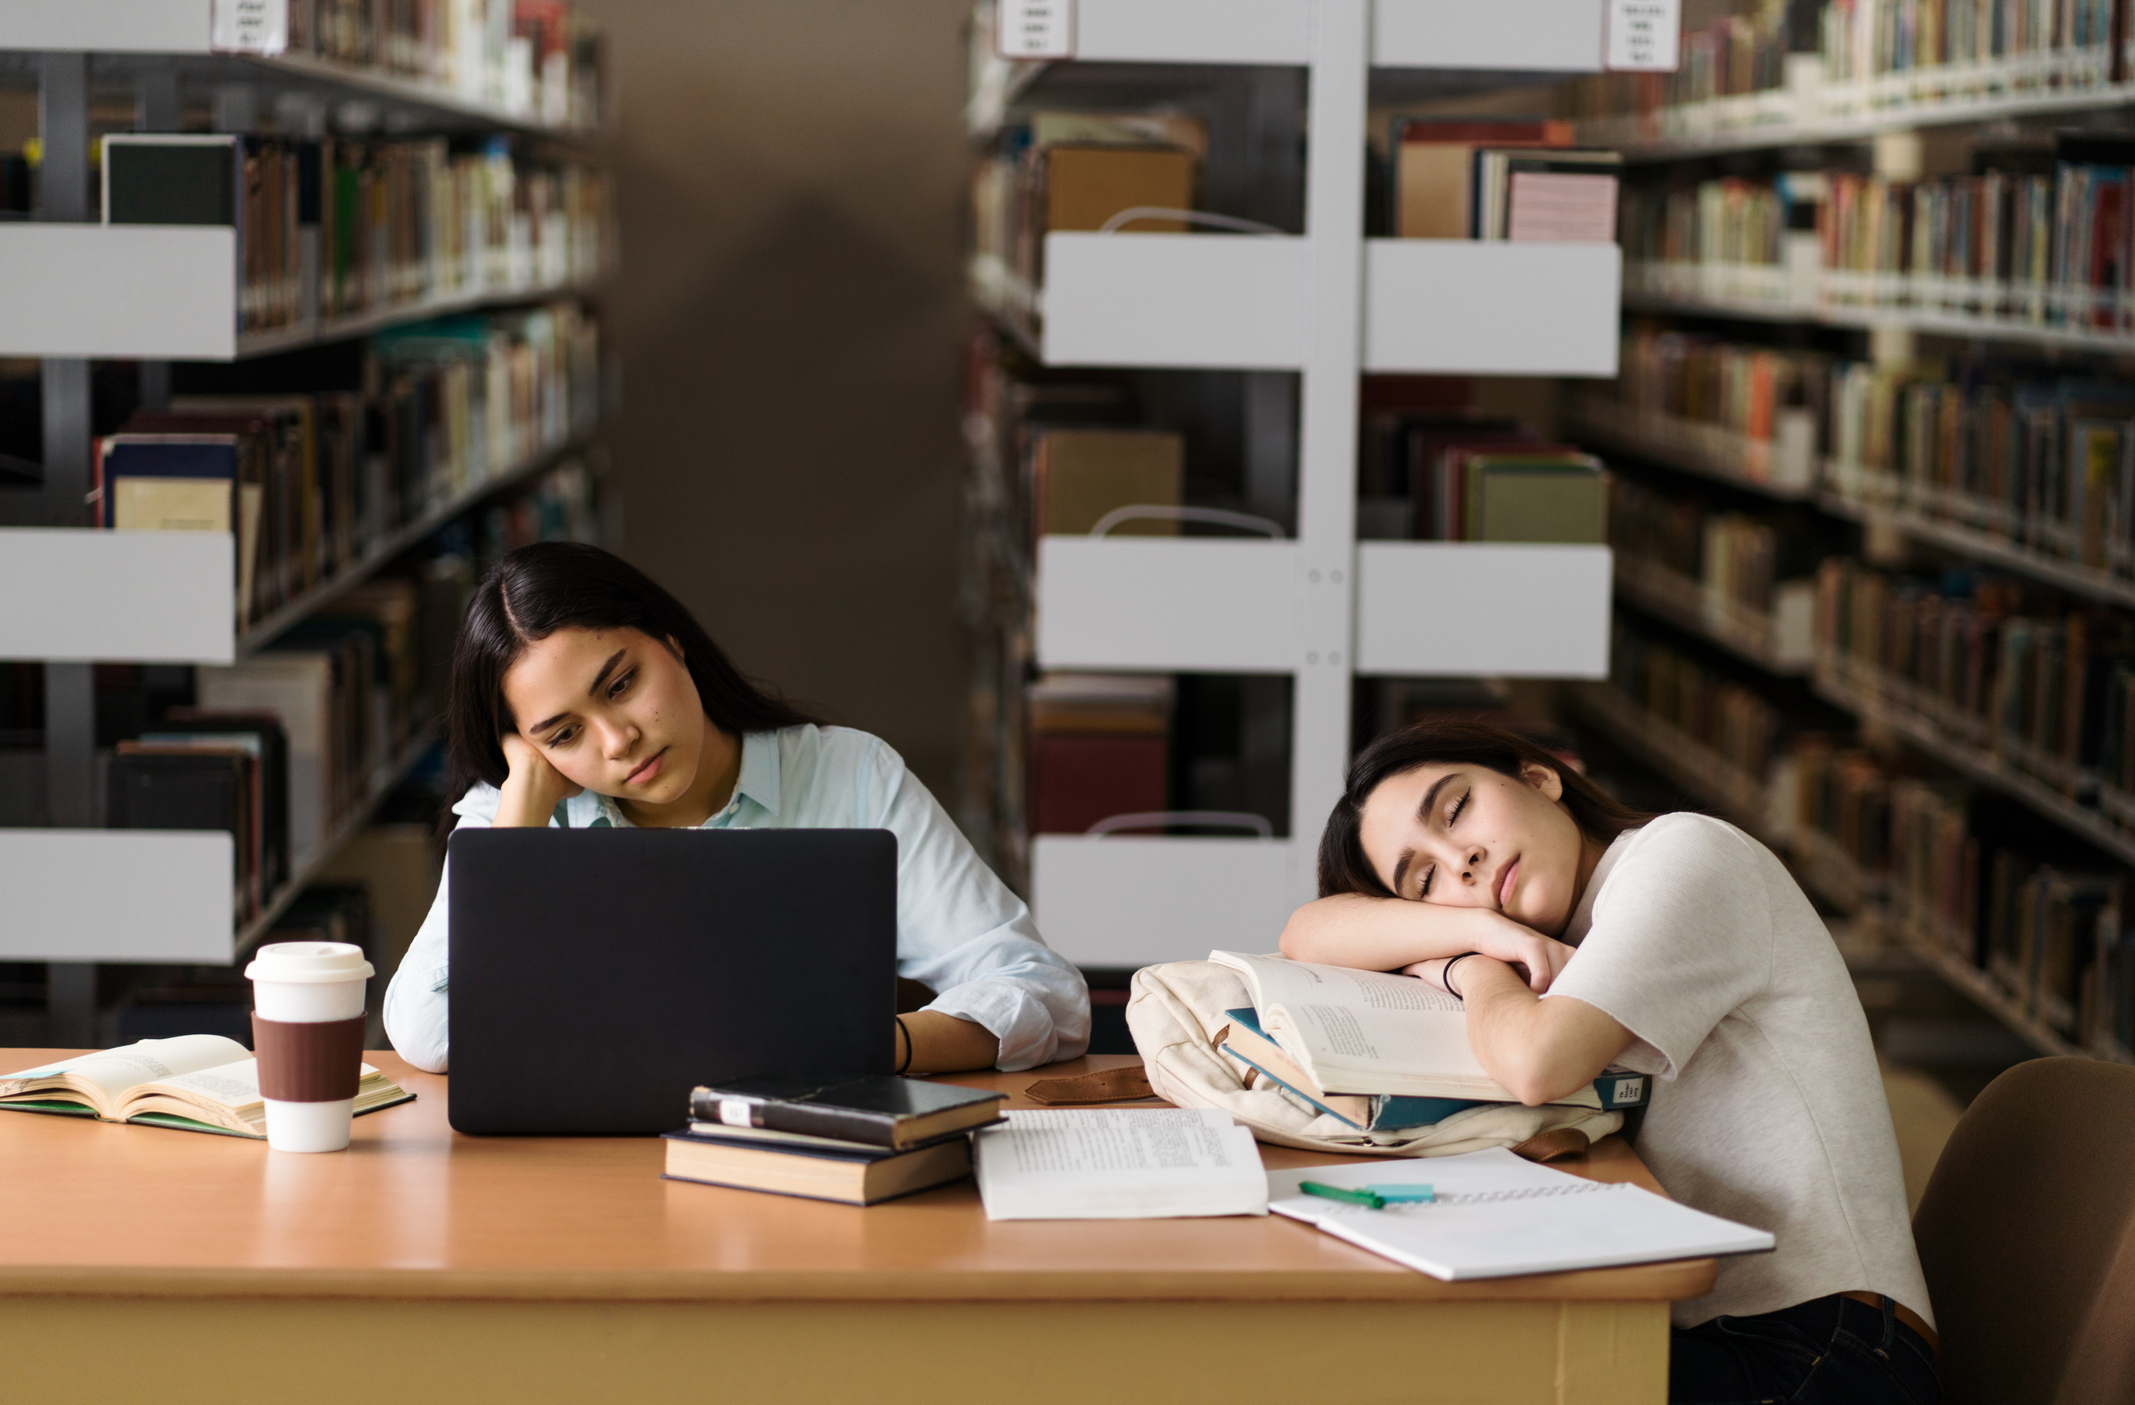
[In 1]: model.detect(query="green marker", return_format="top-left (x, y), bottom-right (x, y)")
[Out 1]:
top-left (1299, 1180), bottom-right (1385, 1209)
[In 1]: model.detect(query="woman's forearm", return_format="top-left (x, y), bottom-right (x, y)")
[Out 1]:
top-left (1459, 957), bottom-right (1633, 1105)
top-left (1279, 895), bottom-right (1515, 971)
top-left (900, 1010), bottom-right (1000, 1074)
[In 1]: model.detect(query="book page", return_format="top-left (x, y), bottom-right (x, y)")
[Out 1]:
top-left (132, 1059), bottom-right (387, 1113)
top-left (974, 1109), bottom-right (1267, 1220)
top-left (1210, 950), bottom-right (1464, 1015)
top-left (1265, 1002), bottom-right (1499, 1095)
top-left (0, 1035), bottom-right (252, 1108)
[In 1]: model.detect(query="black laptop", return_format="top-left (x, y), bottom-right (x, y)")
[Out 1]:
top-left (446, 827), bottom-right (897, 1135)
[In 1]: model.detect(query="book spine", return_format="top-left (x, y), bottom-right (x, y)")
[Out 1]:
top-left (1591, 1072), bottom-right (1651, 1110)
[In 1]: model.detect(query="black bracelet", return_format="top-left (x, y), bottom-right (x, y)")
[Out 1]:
top-left (894, 1015), bottom-right (914, 1075)
top-left (1441, 952), bottom-right (1480, 1000)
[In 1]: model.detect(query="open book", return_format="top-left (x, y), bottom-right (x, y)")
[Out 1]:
top-left (1210, 951), bottom-right (1648, 1114)
top-left (0, 1035), bottom-right (414, 1139)
top-left (974, 1109), bottom-right (1267, 1220)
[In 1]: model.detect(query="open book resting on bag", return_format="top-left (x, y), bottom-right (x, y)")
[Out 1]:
top-left (0, 1035), bottom-right (413, 1139)
top-left (1210, 951), bottom-right (1649, 1130)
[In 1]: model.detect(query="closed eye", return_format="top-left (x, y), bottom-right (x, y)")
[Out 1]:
top-left (1447, 790), bottom-right (1468, 826)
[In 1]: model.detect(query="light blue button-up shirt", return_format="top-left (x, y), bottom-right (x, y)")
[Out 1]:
top-left (382, 724), bottom-right (1090, 1073)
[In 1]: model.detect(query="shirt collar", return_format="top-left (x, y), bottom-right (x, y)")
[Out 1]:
top-left (731, 729), bottom-right (782, 817)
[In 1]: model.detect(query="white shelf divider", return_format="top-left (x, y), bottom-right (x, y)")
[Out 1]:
top-left (0, 830), bottom-right (235, 963)
top-left (0, 528), bottom-right (235, 664)
top-left (1035, 536), bottom-right (1299, 672)
top-left (1354, 542), bottom-right (1612, 677)
top-left (1371, 0), bottom-right (1604, 71)
top-left (0, 225), bottom-right (237, 360)
top-left (1040, 232), bottom-right (1307, 370)
top-left (1362, 240), bottom-right (1621, 375)
top-left (1072, 0), bottom-right (1311, 64)
top-left (1031, 835), bottom-right (1299, 966)
top-left (0, 0), bottom-right (211, 52)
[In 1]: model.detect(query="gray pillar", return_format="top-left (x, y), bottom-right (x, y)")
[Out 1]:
top-left (41, 51), bottom-right (98, 1046)
top-left (136, 67), bottom-right (183, 412)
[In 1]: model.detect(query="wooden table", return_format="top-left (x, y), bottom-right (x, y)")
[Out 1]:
top-left (0, 1051), bottom-right (1709, 1404)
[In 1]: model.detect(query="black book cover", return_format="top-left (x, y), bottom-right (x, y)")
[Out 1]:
top-left (158, 711), bottom-right (290, 890)
top-left (690, 1074), bottom-right (1007, 1149)
top-left (107, 752), bottom-right (249, 899)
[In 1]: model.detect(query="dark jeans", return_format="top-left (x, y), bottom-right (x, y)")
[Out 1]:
top-left (1671, 1294), bottom-right (1940, 1405)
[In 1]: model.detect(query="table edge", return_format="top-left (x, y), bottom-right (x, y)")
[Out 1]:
top-left (0, 1260), bottom-right (1719, 1304)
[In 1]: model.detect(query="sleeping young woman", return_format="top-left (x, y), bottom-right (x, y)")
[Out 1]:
top-left (1281, 718), bottom-right (1938, 1405)
top-left (382, 541), bottom-right (1089, 1076)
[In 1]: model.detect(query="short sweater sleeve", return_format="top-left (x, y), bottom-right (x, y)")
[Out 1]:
top-left (1543, 813), bottom-right (1777, 1082)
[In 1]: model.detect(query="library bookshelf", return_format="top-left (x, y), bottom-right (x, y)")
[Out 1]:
top-left (966, 0), bottom-right (1625, 966)
top-left (0, 6), bottom-right (607, 1038)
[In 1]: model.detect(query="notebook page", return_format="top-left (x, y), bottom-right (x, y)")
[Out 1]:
top-left (974, 1109), bottom-right (1268, 1220)
top-left (1211, 950), bottom-right (1464, 1014)
top-left (1269, 1151), bottom-right (1774, 1280)
top-left (1264, 1001), bottom-right (1494, 1088)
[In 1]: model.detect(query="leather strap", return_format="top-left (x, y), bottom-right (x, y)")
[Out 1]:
top-left (1023, 1066), bottom-right (1155, 1105)
top-left (251, 1015), bottom-right (366, 1102)
top-left (1508, 1127), bottom-right (1591, 1162)
top-left (1839, 1290), bottom-right (1939, 1355)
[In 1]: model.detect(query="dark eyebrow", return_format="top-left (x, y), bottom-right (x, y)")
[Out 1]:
top-left (525, 649), bottom-right (628, 737)
top-left (586, 649), bottom-right (627, 697)
top-left (1388, 774), bottom-right (1456, 896)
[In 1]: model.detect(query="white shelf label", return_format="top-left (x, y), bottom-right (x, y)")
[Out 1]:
top-left (211, 0), bottom-right (289, 54)
top-left (998, 0), bottom-right (1075, 59)
top-left (1605, 0), bottom-right (1679, 71)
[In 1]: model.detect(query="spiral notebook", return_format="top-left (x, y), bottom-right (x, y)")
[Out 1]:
top-left (1268, 1148), bottom-right (1773, 1281)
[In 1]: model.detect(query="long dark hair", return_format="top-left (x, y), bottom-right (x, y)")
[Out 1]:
top-left (1318, 717), bottom-right (1652, 899)
top-left (443, 541), bottom-right (820, 802)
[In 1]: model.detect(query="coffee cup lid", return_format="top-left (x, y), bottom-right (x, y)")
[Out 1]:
top-left (244, 941), bottom-right (375, 984)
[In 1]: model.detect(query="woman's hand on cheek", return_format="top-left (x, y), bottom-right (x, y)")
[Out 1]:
top-left (496, 732), bottom-right (585, 827)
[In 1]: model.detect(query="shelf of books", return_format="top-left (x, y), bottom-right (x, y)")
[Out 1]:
top-left (1569, 3), bottom-right (2131, 160)
top-left (0, 1), bottom-right (603, 137)
top-left (1560, 4), bottom-right (2135, 1066)
top-left (962, 0), bottom-right (1631, 967)
top-left (0, 0), bottom-right (611, 1008)
top-left (0, 131), bottom-right (610, 361)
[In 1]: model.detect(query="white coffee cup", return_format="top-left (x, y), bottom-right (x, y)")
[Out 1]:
top-left (245, 941), bottom-right (375, 1153)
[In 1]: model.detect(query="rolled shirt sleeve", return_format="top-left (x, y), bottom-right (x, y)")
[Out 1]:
top-left (381, 787), bottom-right (506, 1074)
top-left (853, 735), bottom-right (1091, 1071)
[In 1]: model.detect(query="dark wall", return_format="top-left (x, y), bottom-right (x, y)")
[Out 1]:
top-left (581, 0), bottom-right (975, 796)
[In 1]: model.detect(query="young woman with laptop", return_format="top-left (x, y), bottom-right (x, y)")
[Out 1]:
top-left (383, 541), bottom-right (1089, 1078)
top-left (1280, 718), bottom-right (1939, 1405)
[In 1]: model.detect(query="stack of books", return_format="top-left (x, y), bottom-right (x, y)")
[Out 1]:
top-left (1209, 951), bottom-right (1651, 1136)
top-left (662, 1074), bottom-right (1007, 1206)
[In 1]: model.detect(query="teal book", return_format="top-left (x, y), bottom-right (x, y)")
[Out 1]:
top-left (1221, 1007), bottom-right (1649, 1133)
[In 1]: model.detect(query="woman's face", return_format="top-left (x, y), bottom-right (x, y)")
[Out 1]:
top-left (1357, 761), bottom-right (1591, 936)
top-left (500, 625), bottom-right (706, 804)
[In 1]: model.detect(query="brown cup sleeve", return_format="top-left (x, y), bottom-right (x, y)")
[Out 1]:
top-left (252, 1014), bottom-right (367, 1103)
